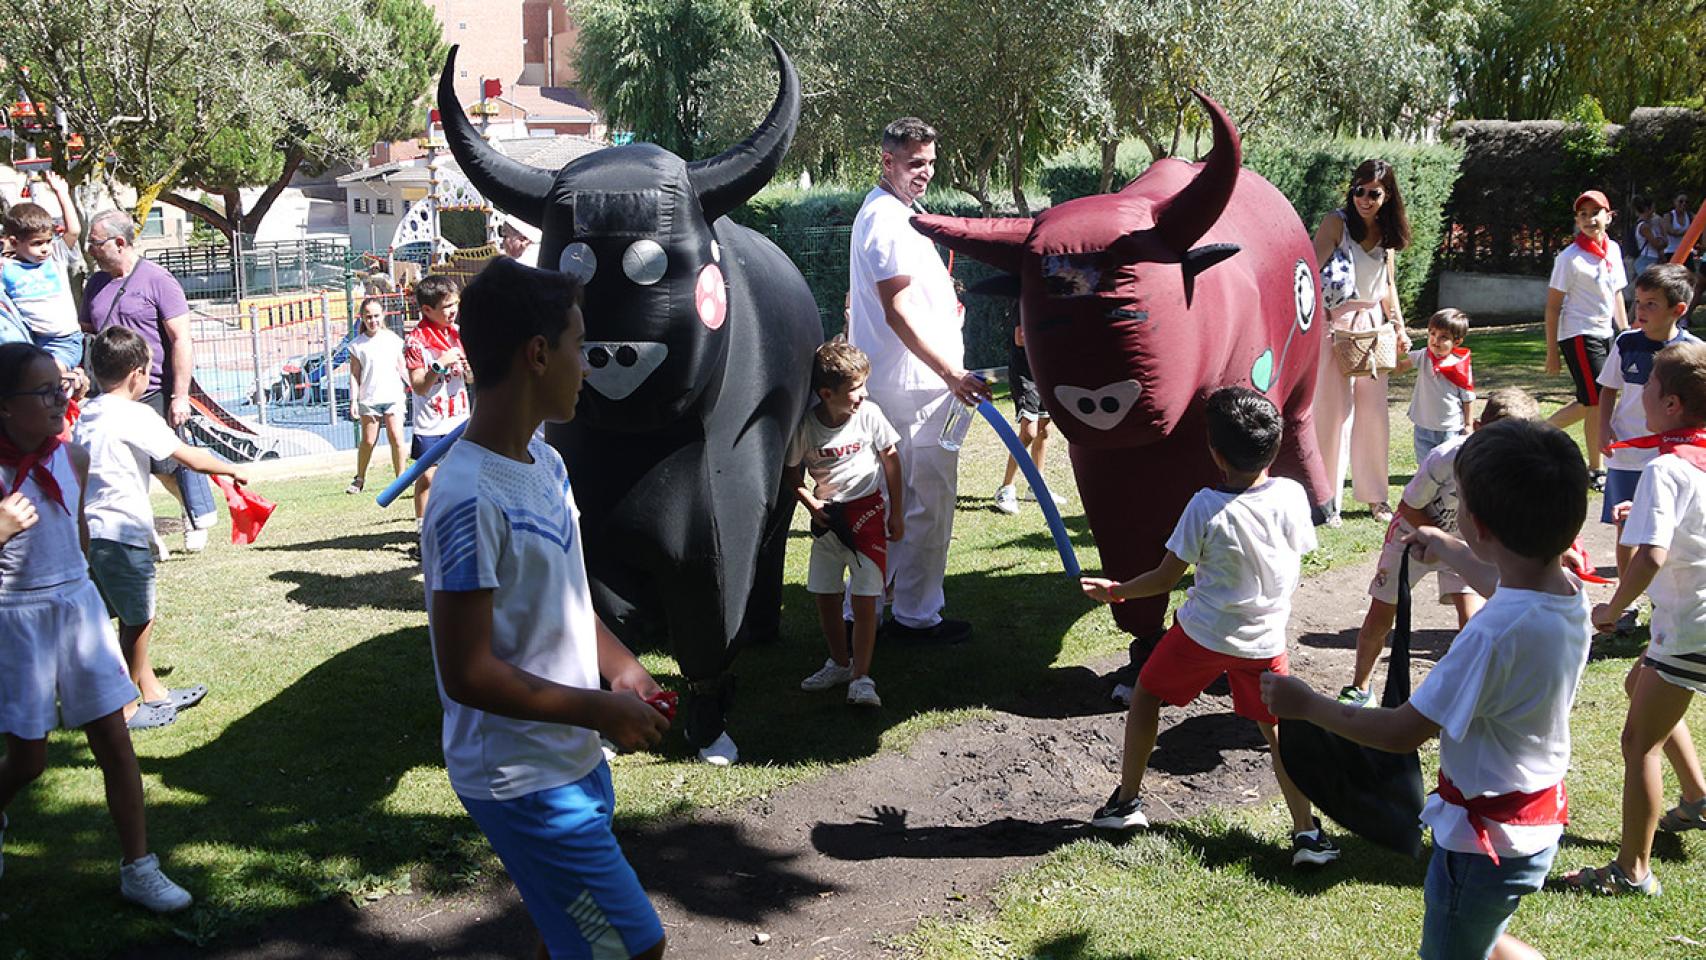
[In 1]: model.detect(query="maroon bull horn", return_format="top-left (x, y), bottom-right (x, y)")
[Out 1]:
top-left (688, 38), bottom-right (799, 224)
top-left (909, 216), bottom-right (1033, 274)
top-left (1151, 90), bottom-right (1242, 254)
top-left (438, 46), bottom-right (555, 228)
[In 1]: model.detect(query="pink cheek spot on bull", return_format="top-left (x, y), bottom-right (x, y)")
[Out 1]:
top-left (696, 264), bottom-right (727, 330)
top-left (1054, 380), bottom-right (1142, 431)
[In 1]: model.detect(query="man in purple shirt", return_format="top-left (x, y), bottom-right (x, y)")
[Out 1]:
top-left (82, 209), bottom-right (217, 552)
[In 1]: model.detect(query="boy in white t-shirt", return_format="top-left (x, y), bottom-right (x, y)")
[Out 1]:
top-left (1264, 418), bottom-right (1591, 959)
top-left (75, 328), bottom-right (247, 730)
top-left (1080, 387), bottom-right (1339, 867)
top-left (786, 340), bottom-right (903, 707)
top-left (1595, 263), bottom-right (1699, 586)
top-left (345, 296), bottom-right (408, 495)
top-left (422, 257), bottom-right (669, 960)
top-left (0, 177), bottom-right (83, 371)
top-left (1545, 189), bottom-right (1629, 488)
top-left (1398, 308), bottom-right (1476, 464)
top-left (403, 274), bottom-right (470, 544)
top-left (1567, 340), bottom-right (1706, 896)
top-left (1337, 387), bottom-right (1541, 707)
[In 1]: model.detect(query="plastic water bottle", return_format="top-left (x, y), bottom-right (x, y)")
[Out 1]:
top-left (939, 380), bottom-right (983, 451)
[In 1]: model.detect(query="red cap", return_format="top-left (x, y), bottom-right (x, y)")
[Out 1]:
top-left (1574, 189), bottom-right (1611, 212)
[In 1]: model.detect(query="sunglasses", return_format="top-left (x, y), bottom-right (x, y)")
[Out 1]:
top-left (1352, 186), bottom-right (1385, 201)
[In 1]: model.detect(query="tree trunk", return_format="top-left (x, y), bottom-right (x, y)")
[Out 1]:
top-left (1008, 115), bottom-right (1029, 217)
top-left (157, 191), bottom-right (233, 240)
top-left (239, 148), bottom-right (307, 239)
top-left (1097, 138), bottom-right (1119, 193)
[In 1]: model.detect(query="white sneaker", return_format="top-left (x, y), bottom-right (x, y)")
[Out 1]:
top-left (1019, 486), bottom-right (1070, 507)
top-left (1110, 683), bottom-right (1134, 706)
top-left (119, 853), bottom-right (193, 913)
top-left (182, 528), bottom-right (209, 553)
top-left (698, 731), bottom-right (739, 767)
top-left (847, 675), bottom-right (882, 707)
top-left (800, 658), bottom-right (853, 691)
top-left (993, 485), bottom-right (1020, 515)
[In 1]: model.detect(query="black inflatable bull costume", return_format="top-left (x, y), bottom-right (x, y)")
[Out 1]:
top-left (439, 41), bottom-right (820, 758)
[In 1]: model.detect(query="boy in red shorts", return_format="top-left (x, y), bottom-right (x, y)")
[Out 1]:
top-left (1080, 386), bottom-right (1339, 867)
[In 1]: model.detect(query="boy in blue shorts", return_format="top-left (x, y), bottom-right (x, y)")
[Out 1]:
top-left (1596, 263), bottom-right (1699, 591)
top-left (423, 257), bottom-right (671, 960)
top-left (1264, 418), bottom-right (1591, 960)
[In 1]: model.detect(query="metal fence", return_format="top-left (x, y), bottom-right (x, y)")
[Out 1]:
top-left (147, 239), bottom-right (355, 302)
top-left (184, 291), bottom-right (418, 461)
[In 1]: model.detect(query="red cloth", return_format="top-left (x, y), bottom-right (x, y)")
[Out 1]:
top-left (213, 475), bottom-right (276, 545)
top-left (56, 396), bottom-right (80, 444)
top-left (1564, 537), bottom-right (1614, 585)
top-left (0, 432), bottom-right (67, 513)
top-left (816, 491), bottom-right (888, 578)
top-left (1435, 773), bottom-right (1569, 865)
top-left (1607, 428), bottom-right (1706, 472)
top-left (1138, 622), bottom-right (1289, 725)
top-left (1574, 232), bottom-right (1611, 264)
top-left (1428, 346), bottom-right (1474, 392)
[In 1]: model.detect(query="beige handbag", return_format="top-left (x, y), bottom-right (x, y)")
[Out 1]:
top-left (1332, 324), bottom-right (1398, 378)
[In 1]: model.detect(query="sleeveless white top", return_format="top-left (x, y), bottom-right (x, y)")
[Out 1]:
top-left (0, 445), bottom-right (86, 592)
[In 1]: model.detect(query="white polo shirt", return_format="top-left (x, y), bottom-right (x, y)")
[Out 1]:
top-left (1548, 240), bottom-right (1626, 341)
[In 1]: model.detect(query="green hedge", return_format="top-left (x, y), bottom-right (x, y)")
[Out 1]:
top-left (734, 137), bottom-right (1463, 365)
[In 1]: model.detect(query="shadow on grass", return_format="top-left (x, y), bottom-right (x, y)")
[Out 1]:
top-left (253, 528), bottom-right (416, 555)
top-left (809, 804), bottom-right (1088, 861)
top-left (1150, 820), bottom-right (1426, 893)
top-left (270, 566), bottom-right (423, 612)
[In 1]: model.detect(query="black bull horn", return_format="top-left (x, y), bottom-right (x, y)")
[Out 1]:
top-left (437, 38), bottom-right (800, 227)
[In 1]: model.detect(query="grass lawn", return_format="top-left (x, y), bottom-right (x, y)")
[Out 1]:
top-left (4, 323), bottom-right (1619, 958)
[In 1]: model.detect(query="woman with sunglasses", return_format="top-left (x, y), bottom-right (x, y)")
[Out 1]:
top-left (1311, 159), bottom-right (1412, 526)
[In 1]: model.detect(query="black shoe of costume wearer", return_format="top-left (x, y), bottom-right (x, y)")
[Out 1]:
top-left (879, 617), bottom-right (972, 646)
top-left (1108, 630), bottom-right (1165, 688)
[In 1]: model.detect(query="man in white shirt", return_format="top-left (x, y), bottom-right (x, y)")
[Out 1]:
top-left (846, 118), bottom-right (991, 645)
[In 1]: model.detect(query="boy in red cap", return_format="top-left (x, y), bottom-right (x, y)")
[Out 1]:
top-left (1545, 189), bottom-right (1629, 490)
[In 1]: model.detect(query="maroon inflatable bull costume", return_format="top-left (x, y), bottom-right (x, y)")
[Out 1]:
top-left (913, 94), bottom-right (1331, 662)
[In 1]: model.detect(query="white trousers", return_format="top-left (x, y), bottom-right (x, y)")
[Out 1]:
top-left (853, 386), bottom-right (959, 628)
top-left (1313, 338), bottom-right (1391, 509)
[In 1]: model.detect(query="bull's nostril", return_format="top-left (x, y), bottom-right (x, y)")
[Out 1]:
top-left (616, 345), bottom-right (638, 367)
top-left (1100, 396), bottom-right (1120, 414)
top-left (588, 347), bottom-right (610, 368)
top-left (1077, 398), bottom-right (1096, 415)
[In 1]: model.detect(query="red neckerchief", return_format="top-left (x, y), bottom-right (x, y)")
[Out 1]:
top-left (213, 475), bottom-right (276, 545)
top-left (1435, 773), bottom-right (1569, 865)
top-left (413, 321), bottom-right (459, 354)
top-left (0, 432), bottom-right (67, 513)
top-left (56, 396), bottom-right (80, 444)
top-left (1608, 428), bottom-right (1706, 472)
top-left (1574, 232), bottom-right (1610, 264)
top-left (1428, 347), bottom-right (1473, 392)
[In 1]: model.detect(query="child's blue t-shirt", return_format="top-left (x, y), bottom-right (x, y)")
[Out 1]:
top-left (421, 435), bottom-right (604, 801)
top-left (1598, 327), bottom-right (1701, 471)
top-left (0, 240), bottom-right (79, 337)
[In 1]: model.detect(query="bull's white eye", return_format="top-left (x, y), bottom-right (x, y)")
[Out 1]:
top-left (560, 243), bottom-right (597, 284)
top-left (1293, 258), bottom-right (1315, 331)
top-left (622, 240), bottom-right (668, 285)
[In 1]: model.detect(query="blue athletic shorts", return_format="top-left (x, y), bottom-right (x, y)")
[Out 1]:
top-left (1601, 468), bottom-right (1642, 524)
top-left (459, 764), bottom-right (663, 960)
top-left (1419, 843), bottom-right (1555, 960)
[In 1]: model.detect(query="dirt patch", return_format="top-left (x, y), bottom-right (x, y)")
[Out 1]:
top-left (123, 520), bottom-right (1621, 960)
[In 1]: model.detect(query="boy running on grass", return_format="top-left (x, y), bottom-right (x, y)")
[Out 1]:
top-left (1337, 387), bottom-right (1541, 707)
top-left (1264, 418), bottom-right (1591, 960)
top-left (423, 258), bottom-right (670, 960)
top-left (1565, 340), bottom-right (1706, 896)
top-left (1080, 386), bottom-right (1340, 868)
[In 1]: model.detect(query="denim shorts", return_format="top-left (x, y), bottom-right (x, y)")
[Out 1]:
top-left (1601, 468), bottom-right (1642, 524)
top-left (459, 764), bottom-right (664, 960)
top-left (88, 538), bottom-right (157, 626)
top-left (1419, 843), bottom-right (1556, 960)
top-left (34, 330), bottom-right (84, 369)
top-left (1413, 426), bottom-right (1456, 466)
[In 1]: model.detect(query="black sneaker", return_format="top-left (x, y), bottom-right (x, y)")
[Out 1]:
top-left (1291, 817), bottom-right (1342, 867)
top-left (880, 617), bottom-right (972, 646)
top-left (1090, 787), bottom-right (1149, 829)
